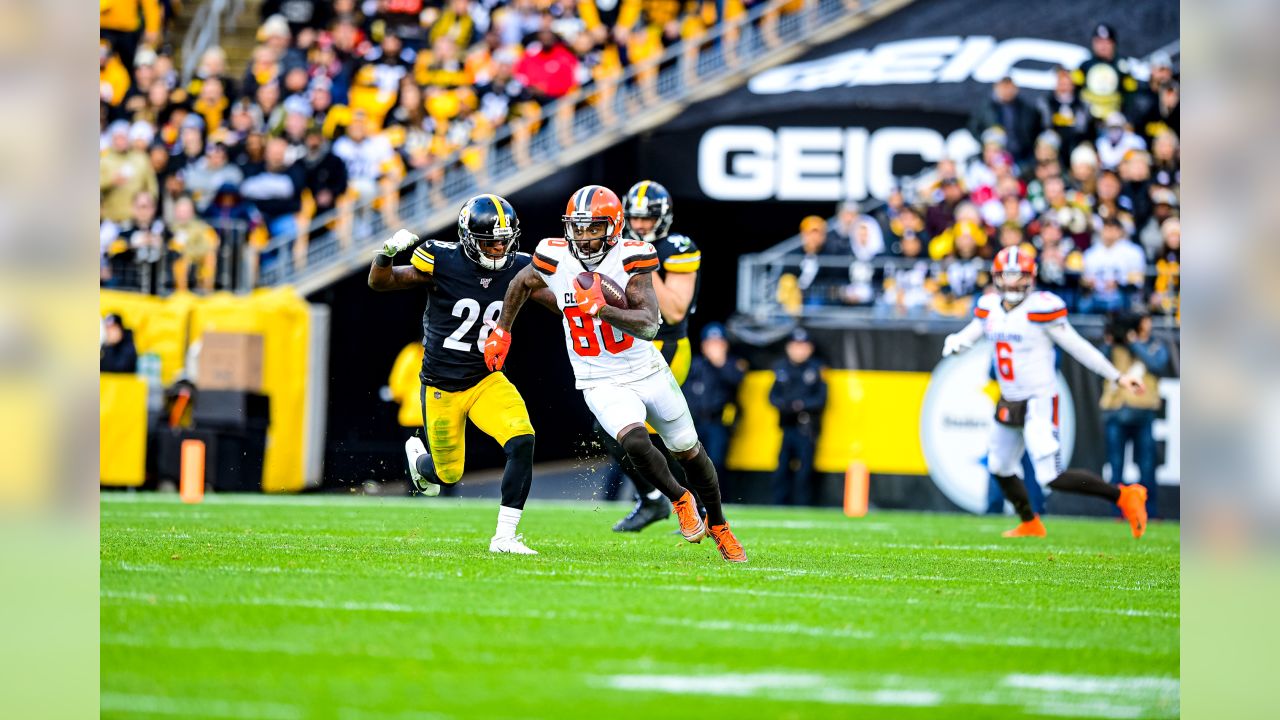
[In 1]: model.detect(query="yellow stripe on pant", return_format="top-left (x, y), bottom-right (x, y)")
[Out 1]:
top-left (726, 369), bottom-right (932, 475)
top-left (420, 372), bottom-right (534, 484)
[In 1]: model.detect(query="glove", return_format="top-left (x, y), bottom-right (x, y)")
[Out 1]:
top-left (483, 326), bottom-right (511, 371)
top-left (942, 334), bottom-right (970, 358)
top-left (572, 273), bottom-right (607, 316)
top-left (380, 228), bottom-right (419, 257)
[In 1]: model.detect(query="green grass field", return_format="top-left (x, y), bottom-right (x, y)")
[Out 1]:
top-left (101, 493), bottom-right (1179, 719)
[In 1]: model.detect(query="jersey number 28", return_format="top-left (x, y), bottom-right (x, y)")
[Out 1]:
top-left (444, 299), bottom-right (502, 352)
top-left (564, 307), bottom-right (633, 356)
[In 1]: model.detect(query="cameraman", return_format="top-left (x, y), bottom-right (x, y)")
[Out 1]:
top-left (1101, 311), bottom-right (1169, 517)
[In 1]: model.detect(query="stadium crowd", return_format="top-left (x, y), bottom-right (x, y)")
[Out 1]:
top-left (779, 23), bottom-right (1180, 321)
top-left (100, 0), bottom-right (770, 294)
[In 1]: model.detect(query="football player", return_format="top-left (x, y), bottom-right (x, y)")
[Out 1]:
top-left (368, 194), bottom-right (556, 555)
top-left (484, 185), bottom-right (746, 562)
top-left (941, 246), bottom-right (1150, 538)
top-left (605, 179), bottom-right (703, 532)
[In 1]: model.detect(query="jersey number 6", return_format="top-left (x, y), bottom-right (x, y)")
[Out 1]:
top-left (564, 306), bottom-right (633, 356)
top-left (995, 341), bottom-right (1015, 381)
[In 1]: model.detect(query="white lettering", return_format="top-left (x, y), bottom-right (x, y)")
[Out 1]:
top-left (776, 128), bottom-right (844, 200)
top-left (972, 39), bottom-right (1089, 90)
top-left (841, 128), bottom-right (869, 200)
top-left (857, 37), bottom-right (960, 85)
top-left (866, 128), bottom-right (944, 199)
top-left (697, 126), bottom-right (776, 201)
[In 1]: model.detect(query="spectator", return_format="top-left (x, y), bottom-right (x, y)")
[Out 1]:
top-left (1150, 130), bottom-right (1180, 190)
top-left (1118, 149), bottom-right (1154, 231)
top-left (192, 75), bottom-right (230, 133)
top-left (925, 177), bottom-right (965, 238)
top-left (240, 136), bottom-right (305, 239)
top-left (280, 96), bottom-right (312, 165)
top-left (768, 328), bottom-right (827, 506)
top-left (827, 200), bottom-right (884, 258)
top-left (1093, 169), bottom-right (1136, 236)
top-left (1071, 22), bottom-right (1138, 125)
top-left (1080, 215), bottom-right (1146, 313)
top-left (1101, 311), bottom-right (1168, 517)
top-left (188, 47), bottom-right (239, 103)
top-left (965, 129), bottom-right (1013, 199)
top-left (1038, 175), bottom-right (1091, 249)
top-left (930, 222), bottom-right (988, 316)
top-left (684, 323), bottom-right (747, 478)
top-left (100, 0), bottom-right (163, 71)
top-left (515, 26), bottom-right (579, 102)
top-left (183, 141), bottom-right (244, 213)
top-left (260, 0), bottom-right (333, 37)
top-left (1137, 77), bottom-right (1179, 146)
top-left (1138, 187), bottom-right (1179, 258)
top-left (299, 126), bottom-right (349, 223)
top-left (782, 216), bottom-right (832, 305)
top-left (929, 218), bottom-right (988, 261)
top-left (102, 191), bottom-right (169, 293)
top-left (1037, 66), bottom-right (1090, 165)
top-left (167, 116), bottom-right (208, 178)
top-left (880, 228), bottom-right (932, 317)
top-left (332, 111), bottom-right (403, 243)
top-left (980, 175), bottom-right (1033, 229)
top-left (885, 202), bottom-right (929, 256)
top-left (169, 196), bottom-right (220, 293)
top-left (100, 314), bottom-right (139, 374)
top-left (1096, 112), bottom-right (1147, 171)
top-left (1150, 217), bottom-right (1180, 318)
top-left (1032, 217), bottom-right (1083, 309)
top-left (968, 76), bottom-right (1040, 168)
top-left (101, 120), bottom-right (159, 224)
top-left (1068, 143), bottom-right (1099, 199)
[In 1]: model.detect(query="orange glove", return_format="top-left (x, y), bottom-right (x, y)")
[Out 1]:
top-left (573, 273), bottom-right (607, 316)
top-left (483, 327), bottom-right (511, 371)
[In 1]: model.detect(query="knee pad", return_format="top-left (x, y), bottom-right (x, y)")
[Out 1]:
top-left (504, 433), bottom-right (534, 461)
top-left (619, 427), bottom-right (655, 458)
top-left (436, 465), bottom-right (463, 485)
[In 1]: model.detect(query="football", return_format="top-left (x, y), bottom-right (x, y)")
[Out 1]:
top-left (575, 271), bottom-right (628, 309)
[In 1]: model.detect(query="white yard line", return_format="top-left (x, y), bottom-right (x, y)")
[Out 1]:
top-left (100, 692), bottom-right (305, 719)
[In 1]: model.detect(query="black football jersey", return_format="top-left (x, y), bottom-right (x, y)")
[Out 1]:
top-left (653, 232), bottom-right (701, 343)
top-left (414, 240), bottom-right (530, 392)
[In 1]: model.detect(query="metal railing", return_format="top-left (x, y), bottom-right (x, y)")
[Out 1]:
top-left (179, 0), bottom-right (247, 84)
top-left (253, 0), bottom-right (910, 293)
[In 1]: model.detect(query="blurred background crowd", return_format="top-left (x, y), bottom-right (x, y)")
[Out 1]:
top-left (100, 0), bottom-right (778, 294)
top-left (777, 23), bottom-right (1179, 322)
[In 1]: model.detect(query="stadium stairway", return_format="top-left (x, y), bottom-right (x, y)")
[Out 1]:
top-left (173, 0), bottom-right (264, 80)
top-left (256, 0), bottom-right (918, 296)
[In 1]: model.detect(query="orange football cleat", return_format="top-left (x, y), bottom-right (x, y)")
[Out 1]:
top-left (1002, 515), bottom-right (1047, 538)
top-left (706, 522), bottom-right (747, 563)
top-left (1117, 484), bottom-right (1148, 538)
top-left (672, 491), bottom-right (705, 543)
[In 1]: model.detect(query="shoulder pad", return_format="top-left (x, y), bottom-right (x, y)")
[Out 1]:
top-left (411, 242), bottom-right (438, 273)
top-left (1026, 292), bottom-right (1068, 323)
top-left (973, 292), bottom-right (1000, 318)
top-left (662, 234), bottom-right (701, 273)
top-left (621, 241), bottom-right (660, 275)
top-left (532, 238), bottom-right (567, 275)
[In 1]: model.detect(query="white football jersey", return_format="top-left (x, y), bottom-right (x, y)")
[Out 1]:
top-left (532, 237), bottom-right (667, 389)
top-left (974, 291), bottom-right (1069, 401)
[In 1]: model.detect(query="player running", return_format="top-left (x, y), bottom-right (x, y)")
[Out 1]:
top-left (484, 185), bottom-right (746, 562)
top-left (941, 246), bottom-right (1151, 538)
top-left (607, 180), bottom-right (703, 532)
top-left (368, 194), bottom-right (555, 555)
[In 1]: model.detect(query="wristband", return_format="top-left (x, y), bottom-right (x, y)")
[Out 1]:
top-left (373, 253), bottom-right (393, 267)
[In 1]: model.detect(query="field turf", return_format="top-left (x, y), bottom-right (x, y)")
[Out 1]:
top-left (101, 493), bottom-right (1179, 719)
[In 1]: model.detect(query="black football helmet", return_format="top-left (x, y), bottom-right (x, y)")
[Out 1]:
top-left (622, 180), bottom-right (673, 243)
top-left (458, 194), bottom-right (520, 271)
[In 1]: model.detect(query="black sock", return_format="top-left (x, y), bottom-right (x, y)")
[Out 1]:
top-left (1048, 469), bottom-right (1122, 503)
top-left (499, 434), bottom-right (535, 510)
top-left (618, 427), bottom-right (686, 502)
top-left (677, 444), bottom-right (726, 526)
top-left (414, 452), bottom-right (442, 486)
top-left (597, 422), bottom-right (658, 499)
top-left (994, 475), bottom-right (1036, 521)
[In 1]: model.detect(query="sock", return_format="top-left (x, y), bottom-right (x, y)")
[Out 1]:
top-left (597, 421), bottom-right (662, 500)
top-left (499, 435), bottom-right (535, 509)
top-left (414, 452), bottom-right (442, 486)
top-left (677, 444), bottom-right (726, 526)
top-left (1048, 469), bottom-right (1122, 503)
top-left (618, 427), bottom-right (686, 502)
top-left (645, 489), bottom-right (663, 501)
top-left (994, 474), bottom-right (1036, 522)
top-left (495, 506), bottom-right (522, 539)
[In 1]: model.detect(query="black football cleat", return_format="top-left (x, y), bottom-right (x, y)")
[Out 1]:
top-left (612, 495), bottom-right (673, 532)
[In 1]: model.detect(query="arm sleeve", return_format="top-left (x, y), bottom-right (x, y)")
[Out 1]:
top-left (952, 318), bottom-right (986, 347)
top-left (1046, 323), bottom-right (1121, 382)
top-left (142, 0), bottom-right (162, 35)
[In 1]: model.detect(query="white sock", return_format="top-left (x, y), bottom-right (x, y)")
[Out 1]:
top-left (495, 506), bottom-right (522, 539)
top-left (645, 489), bottom-right (663, 501)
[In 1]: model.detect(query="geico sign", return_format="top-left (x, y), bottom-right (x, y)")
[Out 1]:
top-left (748, 36), bottom-right (1092, 94)
top-left (698, 126), bottom-right (980, 201)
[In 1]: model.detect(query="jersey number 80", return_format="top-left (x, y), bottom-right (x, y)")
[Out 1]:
top-left (564, 307), bottom-right (633, 356)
